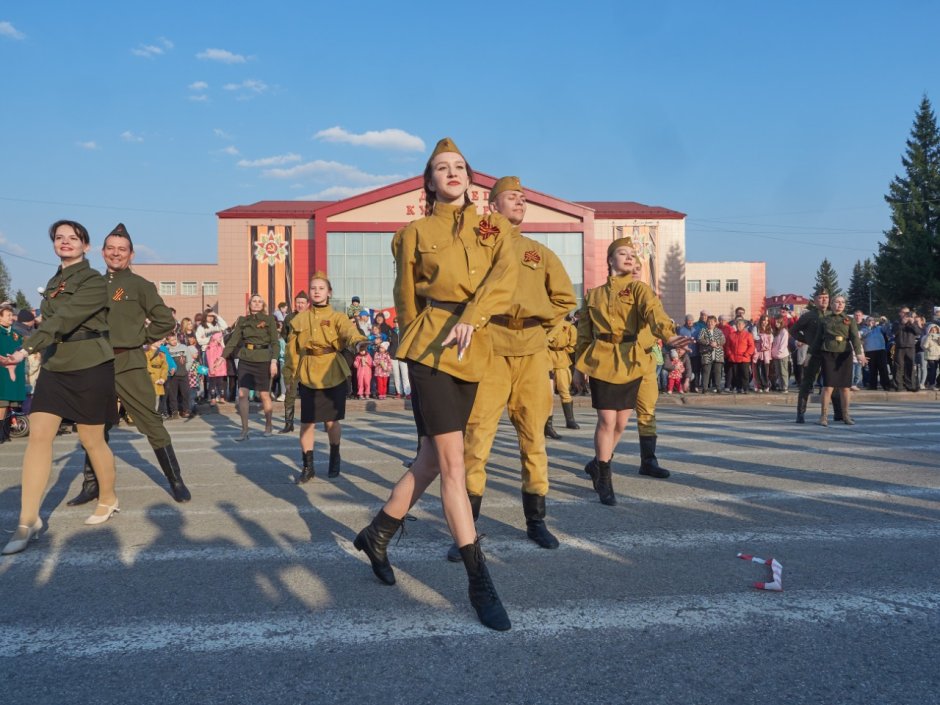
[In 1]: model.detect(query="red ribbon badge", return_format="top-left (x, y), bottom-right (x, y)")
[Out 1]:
top-left (112, 287), bottom-right (126, 302)
top-left (478, 219), bottom-right (500, 240)
top-left (523, 250), bottom-right (541, 264)
top-left (257, 321), bottom-right (267, 329)
top-left (842, 317), bottom-right (851, 325)
top-left (320, 320), bottom-right (331, 327)
top-left (618, 287), bottom-right (631, 298)
top-left (49, 282), bottom-right (67, 298)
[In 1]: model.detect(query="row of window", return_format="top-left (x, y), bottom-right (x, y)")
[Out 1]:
top-left (159, 282), bottom-right (219, 297)
top-left (687, 279), bottom-right (738, 293)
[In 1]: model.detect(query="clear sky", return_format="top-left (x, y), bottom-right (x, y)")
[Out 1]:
top-left (2, 1), bottom-right (938, 309)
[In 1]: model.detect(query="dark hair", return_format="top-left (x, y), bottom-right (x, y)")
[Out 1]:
top-left (49, 219), bottom-right (90, 245)
top-left (423, 155), bottom-right (475, 213)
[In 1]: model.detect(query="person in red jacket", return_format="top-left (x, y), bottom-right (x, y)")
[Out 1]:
top-left (726, 318), bottom-right (756, 394)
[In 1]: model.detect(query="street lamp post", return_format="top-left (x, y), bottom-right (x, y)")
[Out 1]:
top-left (867, 280), bottom-right (873, 315)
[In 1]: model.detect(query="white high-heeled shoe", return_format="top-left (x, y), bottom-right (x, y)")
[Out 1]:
top-left (2, 518), bottom-right (44, 555)
top-left (85, 500), bottom-right (120, 526)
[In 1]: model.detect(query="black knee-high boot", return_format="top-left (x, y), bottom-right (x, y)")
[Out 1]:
top-left (638, 435), bottom-right (669, 478)
top-left (562, 401), bottom-right (580, 429)
top-left (154, 445), bottom-right (192, 502)
top-left (66, 454), bottom-right (99, 506)
top-left (328, 443), bottom-right (341, 477)
top-left (522, 492), bottom-right (559, 548)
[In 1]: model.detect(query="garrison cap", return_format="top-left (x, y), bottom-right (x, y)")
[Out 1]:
top-left (607, 236), bottom-right (635, 259)
top-left (428, 137), bottom-right (464, 161)
top-left (108, 222), bottom-right (131, 238)
top-left (489, 176), bottom-right (524, 202)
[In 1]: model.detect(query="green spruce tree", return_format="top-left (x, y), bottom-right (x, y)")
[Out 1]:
top-left (813, 258), bottom-right (841, 299)
top-left (0, 257), bottom-right (10, 304)
top-left (14, 289), bottom-right (30, 311)
top-left (877, 95), bottom-right (940, 314)
top-left (846, 260), bottom-right (870, 313)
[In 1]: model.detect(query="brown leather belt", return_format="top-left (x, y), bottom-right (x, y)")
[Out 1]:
top-left (549, 346), bottom-right (568, 351)
top-left (490, 314), bottom-right (542, 331)
top-left (428, 300), bottom-right (466, 315)
top-left (304, 345), bottom-right (336, 356)
top-left (596, 333), bottom-right (637, 344)
top-left (245, 343), bottom-right (271, 351)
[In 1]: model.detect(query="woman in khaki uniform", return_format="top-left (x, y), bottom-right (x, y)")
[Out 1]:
top-left (545, 315), bottom-right (579, 438)
top-left (218, 295), bottom-right (279, 441)
top-left (285, 274), bottom-right (365, 482)
top-left (811, 294), bottom-right (865, 426)
top-left (353, 137), bottom-right (518, 631)
top-left (573, 237), bottom-right (691, 506)
top-left (2, 220), bottom-right (119, 554)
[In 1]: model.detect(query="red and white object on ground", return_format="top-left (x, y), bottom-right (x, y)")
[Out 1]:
top-left (737, 553), bottom-right (783, 591)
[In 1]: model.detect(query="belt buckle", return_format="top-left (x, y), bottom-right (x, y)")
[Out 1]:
top-left (835, 336), bottom-right (844, 342)
top-left (508, 318), bottom-right (524, 331)
top-left (246, 343), bottom-right (255, 350)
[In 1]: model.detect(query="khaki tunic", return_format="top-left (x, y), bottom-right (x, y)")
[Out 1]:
top-left (23, 260), bottom-right (113, 372)
top-left (393, 202), bottom-right (518, 382)
top-left (222, 313), bottom-right (280, 362)
top-left (547, 319), bottom-right (577, 404)
top-left (575, 274), bottom-right (676, 384)
top-left (286, 305), bottom-right (366, 389)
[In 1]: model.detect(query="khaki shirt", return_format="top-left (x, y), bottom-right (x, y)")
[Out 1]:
top-left (546, 320), bottom-right (577, 368)
top-left (222, 313), bottom-right (279, 362)
top-left (487, 230), bottom-right (576, 357)
top-left (574, 273), bottom-right (676, 384)
top-left (394, 202), bottom-right (518, 382)
top-left (24, 259), bottom-right (114, 372)
top-left (285, 305), bottom-right (366, 389)
top-left (811, 312), bottom-right (863, 355)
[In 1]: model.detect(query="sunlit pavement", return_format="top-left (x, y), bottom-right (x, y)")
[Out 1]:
top-left (1, 398), bottom-right (938, 705)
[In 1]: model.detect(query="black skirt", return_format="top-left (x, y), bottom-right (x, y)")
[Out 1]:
top-left (299, 383), bottom-right (347, 423)
top-left (237, 359), bottom-right (272, 392)
top-left (590, 377), bottom-right (641, 411)
top-left (31, 360), bottom-right (118, 425)
top-left (820, 349), bottom-right (853, 388)
top-left (408, 361), bottom-right (478, 437)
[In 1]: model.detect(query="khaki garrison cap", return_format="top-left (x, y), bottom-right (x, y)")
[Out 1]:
top-left (489, 176), bottom-right (524, 202)
top-left (428, 137), bottom-right (464, 161)
top-left (607, 237), bottom-right (635, 259)
top-left (108, 222), bottom-right (131, 238)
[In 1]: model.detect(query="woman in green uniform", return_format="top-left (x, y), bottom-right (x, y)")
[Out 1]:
top-left (2, 220), bottom-right (119, 555)
top-left (572, 238), bottom-right (692, 505)
top-left (811, 294), bottom-right (866, 426)
top-left (0, 303), bottom-right (27, 443)
top-left (217, 294), bottom-right (279, 441)
top-left (285, 274), bottom-right (365, 482)
top-left (353, 137), bottom-right (518, 631)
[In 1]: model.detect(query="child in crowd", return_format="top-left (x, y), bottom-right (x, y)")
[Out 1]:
top-left (753, 315), bottom-right (773, 392)
top-left (771, 315), bottom-right (791, 392)
top-left (666, 350), bottom-right (685, 394)
top-left (205, 331), bottom-right (227, 405)
top-left (186, 334), bottom-right (201, 414)
top-left (353, 343), bottom-right (373, 400)
top-left (146, 342), bottom-right (168, 412)
top-left (372, 341), bottom-right (392, 399)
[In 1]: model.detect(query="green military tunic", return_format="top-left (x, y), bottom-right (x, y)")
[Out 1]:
top-left (810, 313), bottom-right (863, 356)
top-left (280, 310), bottom-right (299, 410)
top-left (222, 313), bottom-right (280, 362)
top-left (793, 306), bottom-right (836, 397)
top-left (106, 267), bottom-right (177, 449)
top-left (0, 325), bottom-right (27, 402)
top-left (23, 260), bottom-right (113, 371)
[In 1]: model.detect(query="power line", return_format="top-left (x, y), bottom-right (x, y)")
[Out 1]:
top-left (0, 248), bottom-right (56, 266)
top-left (0, 196), bottom-right (212, 217)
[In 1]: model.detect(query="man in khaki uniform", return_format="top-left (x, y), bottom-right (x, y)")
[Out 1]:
top-left (67, 223), bottom-right (190, 505)
top-left (545, 315), bottom-right (579, 439)
top-left (278, 290), bottom-right (309, 434)
top-left (447, 176), bottom-right (576, 560)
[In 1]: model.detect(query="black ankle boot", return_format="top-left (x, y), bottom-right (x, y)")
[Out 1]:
top-left (328, 443), bottom-right (341, 477)
top-left (584, 456), bottom-right (598, 480)
top-left (279, 407), bottom-right (294, 434)
top-left (795, 393), bottom-right (807, 424)
top-left (297, 450), bottom-right (315, 484)
top-left (447, 494), bottom-right (482, 562)
top-left (66, 454), bottom-right (99, 506)
top-left (154, 445), bottom-right (192, 502)
top-left (638, 435), bottom-right (669, 479)
top-left (562, 401), bottom-right (580, 429)
top-left (832, 393), bottom-right (844, 422)
top-left (522, 492), bottom-right (559, 549)
top-left (459, 539), bottom-right (511, 631)
top-left (544, 416), bottom-right (562, 440)
top-left (594, 459), bottom-right (616, 506)
top-left (354, 510), bottom-right (403, 585)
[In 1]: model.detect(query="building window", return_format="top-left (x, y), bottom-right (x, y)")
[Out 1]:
top-left (203, 281), bottom-right (219, 296)
top-left (524, 232), bottom-right (585, 303)
top-left (687, 280), bottom-right (701, 293)
top-left (181, 281), bottom-right (198, 296)
top-left (159, 281), bottom-right (176, 296)
top-left (706, 279), bottom-right (721, 292)
top-left (726, 279), bottom-right (739, 292)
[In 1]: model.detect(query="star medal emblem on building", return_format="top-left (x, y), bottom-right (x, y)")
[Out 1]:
top-left (254, 230), bottom-right (289, 266)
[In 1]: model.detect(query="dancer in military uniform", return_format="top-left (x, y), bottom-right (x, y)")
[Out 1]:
top-left (573, 238), bottom-right (692, 505)
top-left (792, 290), bottom-right (844, 423)
top-left (67, 223), bottom-right (191, 505)
top-left (447, 176), bottom-right (575, 560)
top-left (278, 290), bottom-right (309, 434)
top-left (811, 294), bottom-right (865, 425)
top-left (218, 295), bottom-right (279, 441)
top-left (285, 275), bottom-right (365, 482)
top-left (545, 314), bottom-right (579, 439)
top-left (2, 220), bottom-right (119, 554)
top-left (353, 138), bottom-right (517, 631)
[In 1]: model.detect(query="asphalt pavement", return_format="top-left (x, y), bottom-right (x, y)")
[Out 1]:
top-left (1, 394), bottom-right (938, 705)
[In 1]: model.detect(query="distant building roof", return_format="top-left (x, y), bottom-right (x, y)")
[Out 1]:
top-left (576, 201), bottom-right (686, 220)
top-left (765, 294), bottom-right (810, 306)
top-left (216, 201), bottom-right (331, 219)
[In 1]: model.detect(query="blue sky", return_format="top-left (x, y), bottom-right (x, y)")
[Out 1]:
top-left (1, 1), bottom-right (938, 308)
